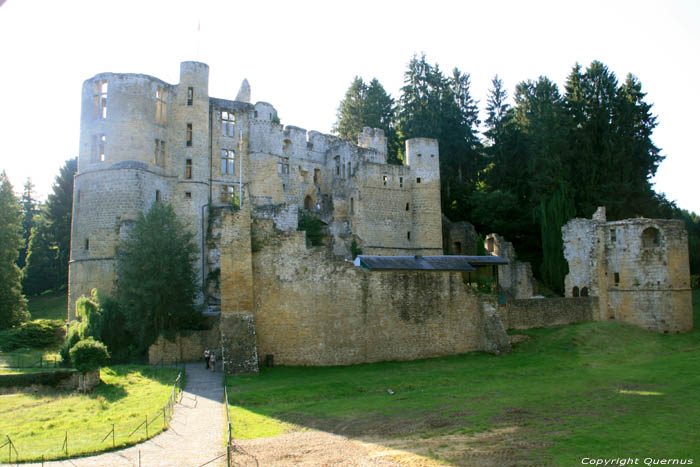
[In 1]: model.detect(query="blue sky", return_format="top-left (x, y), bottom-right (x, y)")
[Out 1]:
top-left (1, 0), bottom-right (698, 214)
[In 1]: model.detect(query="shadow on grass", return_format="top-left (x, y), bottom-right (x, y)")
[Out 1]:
top-left (92, 381), bottom-right (128, 402)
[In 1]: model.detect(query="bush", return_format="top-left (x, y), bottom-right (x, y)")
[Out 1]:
top-left (0, 319), bottom-right (63, 351)
top-left (298, 212), bottom-right (325, 246)
top-left (0, 369), bottom-right (76, 388)
top-left (59, 322), bottom-right (81, 366)
top-left (69, 338), bottom-right (110, 374)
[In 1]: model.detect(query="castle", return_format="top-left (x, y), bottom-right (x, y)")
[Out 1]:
top-left (68, 61), bottom-right (692, 373)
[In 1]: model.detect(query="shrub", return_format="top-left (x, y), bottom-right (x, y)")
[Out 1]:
top-left (59, 322), bottom-right (81, 366)
top-left (691, 274), bottom-right (699, 290)
top-left (69, 338), bottom-right (110, 374)
top-left (0, 319), bottom-right (63, 351)
top-left (0, 369), bottom-right (76, 388)
top-left (298, 212), bottom-right (325, 246)
top-left (350, 240), bottom-right (362, 259)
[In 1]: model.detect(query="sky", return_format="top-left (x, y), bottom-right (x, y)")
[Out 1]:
top-left (0, 0), bottom-right (698, 214)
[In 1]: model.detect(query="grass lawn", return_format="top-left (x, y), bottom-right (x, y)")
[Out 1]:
top-left (27, 292), bottom-right (69, 321)
top-left (226, 290), bottom-right (700, 465)
top-left (0, 365), bottom-right (181, 463)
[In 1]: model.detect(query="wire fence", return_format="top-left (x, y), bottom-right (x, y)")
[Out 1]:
top-left (0, 354), bottom-right (61, 370)
top-left (225, 384), bottom-right (232, 467)
top-left (1, 371), bottom-right (183, 464)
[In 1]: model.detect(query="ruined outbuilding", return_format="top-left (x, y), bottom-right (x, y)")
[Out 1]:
top-left (563, 207), bottom-right (693, 333)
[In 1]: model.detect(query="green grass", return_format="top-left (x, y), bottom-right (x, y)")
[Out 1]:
top-left (27, 292), bottom-right (68, 321)
top-left (226, 290), bottom-right (700, 465)
top-left (0, 365), bottom-right (181, 463)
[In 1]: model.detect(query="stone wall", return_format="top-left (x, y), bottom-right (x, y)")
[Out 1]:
top-left (0, 369), bottom-right (100, 394)
top-left (250, 230), bottom-right (509, 366)
top-left (499, 297), bottom-right (596, 330)
top-left (148, 327), bottom-right (220, 365)
top-left (484, 233), bottom-right (536, 299)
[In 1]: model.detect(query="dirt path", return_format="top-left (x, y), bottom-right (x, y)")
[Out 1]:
top-left (21, 363), bottom-right (226, 467)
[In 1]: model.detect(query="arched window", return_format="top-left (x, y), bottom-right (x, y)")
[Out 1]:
top-left (642, 227), bottom-right (660, 248)
top-left (572, 286), bottom-right (580, 297)
top-left (304, 195), bottom-right (313, 211)
top-left (580, 287), bottom-right (588, 297)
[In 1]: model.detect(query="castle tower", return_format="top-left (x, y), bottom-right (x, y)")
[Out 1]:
top-left (405, 138), bottom-right (443, 254)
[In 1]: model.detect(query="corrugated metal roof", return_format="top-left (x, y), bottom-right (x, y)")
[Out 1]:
top-left (353, 255), bottom-right (507, 272)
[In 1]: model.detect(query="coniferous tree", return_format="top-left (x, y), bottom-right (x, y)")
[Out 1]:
top-left (22, 215), bottom-right (59, 296)
top-left (17, 178), bottom-right (39, 269)
top-left (45, 158), bottom-right (77, 288)
top-left (0, 171), bottom-right (29, 329)
top-left (333, 77), bottom-right (400, 163)
top-left (116, 202), bottom-right (202, 354)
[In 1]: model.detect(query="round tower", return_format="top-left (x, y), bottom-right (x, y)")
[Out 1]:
top-left (405, 138), bottom-right (443, 254)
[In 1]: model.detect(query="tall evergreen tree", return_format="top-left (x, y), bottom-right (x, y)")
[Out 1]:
top-left (22, 215), bottom-right (59, 296)
top-left (0, 171), bottom-right (29, 329)
top-left (17, 178), bottom-right (39, 269)
top-left (484, 75), bottom-right (510, 147)
top-left (45, 158), bottom-right (77, 288)
top-left (116, 202), bottom-right (202, 354)
top-left (333, 77), bottom-right (399, 163)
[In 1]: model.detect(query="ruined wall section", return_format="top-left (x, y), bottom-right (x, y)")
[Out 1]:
top-left (485, 233), bottom-right (536, 299)
top-left (498, 297), bottom-right (596, 330)
top-left (251, 232), bottom-right (505, 366)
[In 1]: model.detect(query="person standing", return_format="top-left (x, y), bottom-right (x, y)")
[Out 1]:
top-left (204, 348), bottom-right (210, 369)
top-left (209, 353), bottom-right (216, 372)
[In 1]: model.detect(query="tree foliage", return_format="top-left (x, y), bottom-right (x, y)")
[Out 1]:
top-left (21, 215), bottom-right (59, 296)
top-left (0, 171), bottom-right (29, 329)
top-left (17, 178), bottom-right (39, 269)
top-left (45, 158), bottom-right (77, 289)
top-left (116, 202), bottom-right (202, 354)
top-left (333, 76), bottom-right (400, 164)
top-left (69, 337), bottom-right (110, 374)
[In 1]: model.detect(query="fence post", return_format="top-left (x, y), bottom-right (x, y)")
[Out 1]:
top-left (145, 415), bottom-right (148, 438)
top-left (64, 430), bottom-right (68, 455)
top-left (112, 423), bottom-right (115, 448)
top-left (163, 407), bottom-right (166, 429)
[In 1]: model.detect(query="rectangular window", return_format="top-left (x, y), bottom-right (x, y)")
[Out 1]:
top-left (221, 150), bottom-right (235, 175)
top-left (407, 231), bottom-right (411, 241)
top-left (187, 87), bottom-right (193, 106)
top-left (85, 238), bottom-right (89, 250)
top-left (314, 169), bottom-right (320, 185)
top-left (610, 229), bottom-right (616, 242)
top-left (221, 110), bottom-right (235, 137)
top-left (185, 158), bottom-right (193, 179)
top-left (93, 80), bottom-right (108, 119)
top-left (416, 177), bottom-right (421, 184)
top-left (185, 191), bottom-right (192, 199)
top-left (220, 185), bottom-right (235, 203)
top-left (94, 134), bottom-right (106, 162)
top-left (156, 86), bottom-right (167, 124)
top-left (154, 139), bottom-right (166, 167)
top-left (347, 162), bottom-right (352, 177)
top-left (383, 175), bottom-right (387, 186)
top-left (277, 161), bottom-right (289, 174)
top-left (614, 272), bottom-right (620, 285)
top-left (155, 190), bottom-right (161, 202)
top-left (399, 176), bottom-right (403, 188)
top-left (350, 197), bottom-right (354, 215)
top-left (186, 123), bottom-right (193, 147)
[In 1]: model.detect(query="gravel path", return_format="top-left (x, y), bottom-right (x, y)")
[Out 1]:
top-left (20, 362), bottom-right (226, 467)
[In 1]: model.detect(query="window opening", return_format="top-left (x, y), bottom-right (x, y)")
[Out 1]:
top-left (156, 86), bottom-right (167, 124)
top-left (94, 80), bottom-right (108, 119)
top-left (347, 162), bottom-right (352, 177)
top-left (186, 123), bottom-right (193, 146)
top-left (185, 192), bottom-right (192, 199)
top-left (85, 238), bottom-right (89, 250)
top-left (572, 286), bottom-right (579, 297)
top-left (383, 175), bottom-right (387, 186)
top-left (407, 231), bottom-right (411, 240)
top-left (417, 153), bottom-right (422, 157)
top-left (155, 190), bottom-right (161, 202)
top-left (399, 176), bottom-right (403, 188)
top-left (94, 134), bottom-right (106, 162)
top-left (581, 287), bottom-right (589, 297)
top-left (406, 202), bottom-right (410, 211)
top-left (304, 195), bottom-right (313, 211)
top-left (185, 159), bottom-right (193, 179)
top-left (642, 227), bottom-right (660, 248)
top-left (614, 272), bottom-right (620, 285)
top-left (221, 149), bottom-right (235, 175)
top-left (314, 169), bottom-right (320, 185)
top-left (187, 87), bottom-right (193, 106)
top-left (610, 229), bottom-right (616, 242)
top-left (350, 197), bottom-right (354, 215)
top-left (277, 161), bottom-right (289, 174)
top-left (416, 177), bottom-right (421, 183)
top-left (221, 111), bottom-right (236, 137)
top-left (220, 185), bottom-right (235, 203)
top-left (454, 241), bottom-right (462, 254)
top-left (154, 139), bottom-right (166, 167)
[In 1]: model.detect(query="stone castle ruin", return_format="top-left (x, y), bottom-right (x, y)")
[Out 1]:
top-left (68, 62), bottom-right (693, 373)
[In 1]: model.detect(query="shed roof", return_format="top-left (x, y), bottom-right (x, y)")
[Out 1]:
top-left (353, 255), bottom-right (508, 272)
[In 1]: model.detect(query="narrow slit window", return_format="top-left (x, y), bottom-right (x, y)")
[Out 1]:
top-left (350, 197), bottom-right (354, 214)
top-left (383, 175), bottom-right (387, 186)
top-left (93, 80), bottom-right (108, 119)
top-left (313, 169), bottom-right (320, 185)
top-left (156, 86), bottom-right (167, 124)
top-left (155, 190), bottom-right (161, 202)
top-left (610, 229), bottom-right (616, 242)
top-left (221, 111), bottom-right (235, 137)
top-left (614, 272), bottom-right (620, 285)
top-left (94, 134), bottom-right (106, 162)
top-left (154, 139), bottom-right (166, 167)
top-left (416, 177), bottom-right (421, 184)
top-left (186, 123), bottom-right (193, 147)
top-left (187, 87), bottom-right (193, 106)
top-left (406, 202), bottom-right (410, 211)
top-left (84, 238), bottom-right (89, 250)
top-left (221, 150), bottom-right (235, 175)
top-left (407, 231), bottom-right (411, 240)
top-left (185, 159), bottom-right (193, 179)
top-left (399, 176), bottom-right (403, 188)
top-left (347, 162), bottom-right (352, 177)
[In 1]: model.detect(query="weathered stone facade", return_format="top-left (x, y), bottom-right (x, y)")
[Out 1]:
top-left (563, 207), bottom-right (693, 333)
top-left (484, 233), bottom-right (536, 299)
